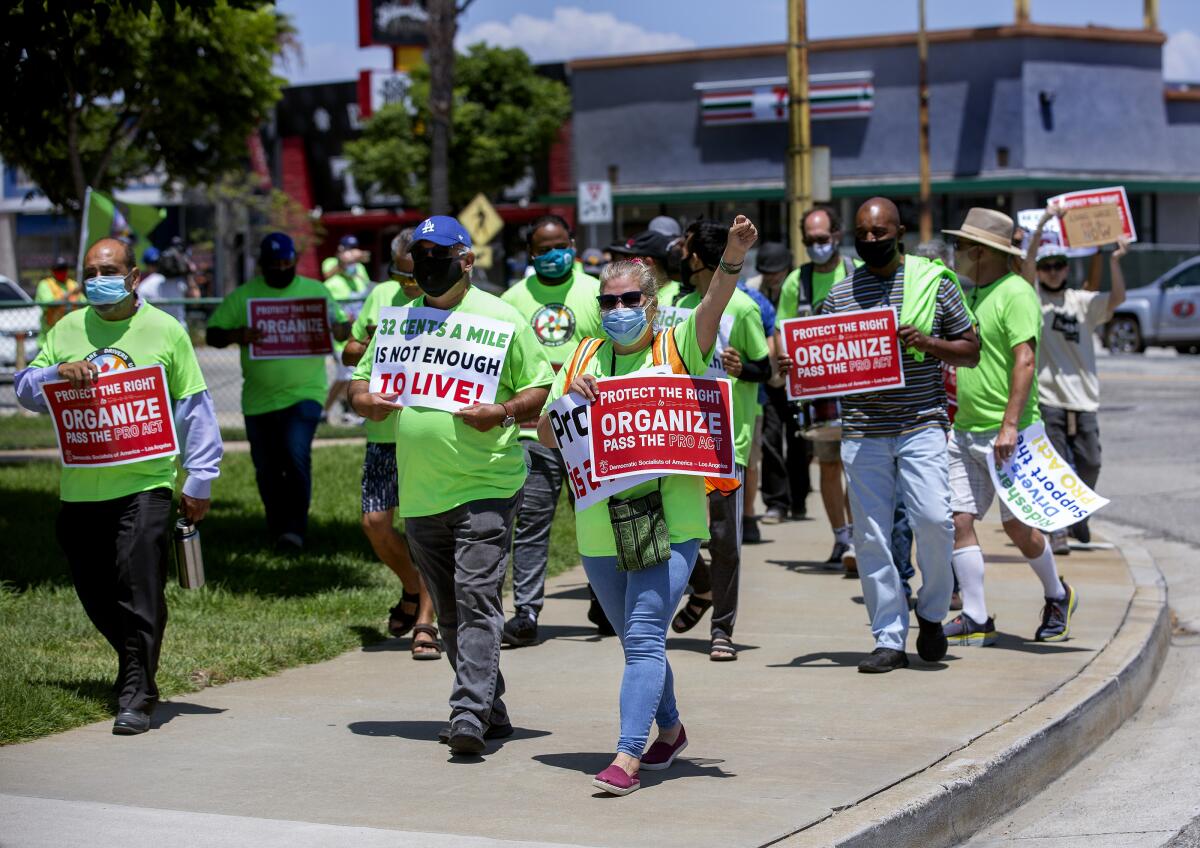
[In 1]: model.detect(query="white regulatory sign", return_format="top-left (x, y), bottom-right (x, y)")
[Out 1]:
top-left (578, 181), bottom-right (613, 224)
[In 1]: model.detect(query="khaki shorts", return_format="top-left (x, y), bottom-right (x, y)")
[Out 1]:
top-left (948, 428), bottom-right (1015, 522)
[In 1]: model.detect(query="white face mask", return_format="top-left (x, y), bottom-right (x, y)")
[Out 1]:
top-left (808, 242), bottom-right (836, 264)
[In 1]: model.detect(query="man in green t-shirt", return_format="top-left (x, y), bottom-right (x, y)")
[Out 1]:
top-left (943, 208), bottom-right (1078, 647)
top-left (498, 214), bottom-right (602, 647)
top-left (206, 232), bottom-right (350, 550)
top-left (15, 237), bottom-right (224, 735)
top-left (349, 216), bottom-right (554, 757)
top-left (323, 235), bottom-right (372, 424)
top-left (35, 255), bottom-right (83, 345)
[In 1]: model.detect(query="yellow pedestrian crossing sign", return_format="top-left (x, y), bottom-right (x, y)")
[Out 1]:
top-left (459, 193), bottom-right (503, 248)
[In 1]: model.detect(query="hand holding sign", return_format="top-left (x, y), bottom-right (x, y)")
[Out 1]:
top-left (354, 391), bottom-right (404, 421)
top-left (454, 402), bottom-right (506, 432)
top-left (720, 346), bottom-right (744, 377)
top-left (56, 360), bottom-right (100, 390)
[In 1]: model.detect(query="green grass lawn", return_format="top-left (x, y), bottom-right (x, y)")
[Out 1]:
top-left (0, 445), bottom-right (579, 745)
top-left (0, 414), bottom-right (363, 450)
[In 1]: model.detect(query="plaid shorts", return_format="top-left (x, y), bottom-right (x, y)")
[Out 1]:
top-left (948, 429), bottom-right (1014, 522)
top-left (361, 442), bottom-right (399, 514)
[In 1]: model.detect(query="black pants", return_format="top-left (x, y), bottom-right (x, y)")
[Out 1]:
top-left (761, 385), bottom-right (811, 515)
top-left (57, 489), bottom-right (174, 712)
top-left (244, 400), bottom-right (322, 541)
top-left (1041, 405), bottom-right (1102, 534)
top-left (688, 465), bottom-right (745, 639)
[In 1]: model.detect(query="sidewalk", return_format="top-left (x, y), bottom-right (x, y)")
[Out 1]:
top-left (0, 510), bottom-right (1153, 848)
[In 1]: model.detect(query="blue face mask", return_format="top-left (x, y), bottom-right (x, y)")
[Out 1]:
top-left (84, 273), bottom-right (132, 307)
top-left (602, 306), bottom-right (648, 346)
top-left (532, 247), bottom-right (575, 279)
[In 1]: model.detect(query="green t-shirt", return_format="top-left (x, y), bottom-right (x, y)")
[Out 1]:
top-left (31, 302), bottom-right (207, 502)
top-left (351, 286), bottom-right (555, 518)
top-left (777, 257), bottom-right (862, 321)
top-left (324, 271), bottom-right (368, 354)
top-left (656, 280), bottom-right (681, 307)
top-left (208, 275), bottom-right (347, 416)
top-left (351, 280), bottom-right (417, 444)
top-left (543, 312), bottom-right (714, 558)
top-left (672, 287), bottom-right (770, 467)
top-left (955, 273), bottom-right (1042, 433)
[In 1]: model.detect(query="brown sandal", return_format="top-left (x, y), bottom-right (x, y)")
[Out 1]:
top-left (411, 624), bottom-right (442, 661)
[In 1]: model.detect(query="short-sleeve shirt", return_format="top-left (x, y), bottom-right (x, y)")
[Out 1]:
top-left (501, 268), bottom-right (604, 369)
top-left (543, 312), bottom-right (713, 557)
top-left (778, 257), bottom-right (862, 321)
top-left (351, 286), bottom-right (554, 518)
top-left (1038, 287), bottom-right (1109, 413)
top-left (351, 280), bottom-right (417, 444)
top-left (955, 272), bottom-right (1043, 433)
top-left (820, 262), bottom-right (974, 438)
top-left (30, 301), bottom-right (207, 502)
top-left (208, 275), bottom-right (347, 416)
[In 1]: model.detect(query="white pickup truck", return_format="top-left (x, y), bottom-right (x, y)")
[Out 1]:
top-left (1106, 256), bottom-right (1200, 354)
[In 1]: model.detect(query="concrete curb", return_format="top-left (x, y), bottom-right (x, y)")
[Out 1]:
top-left (776, 522), bottom-right (1170, 848)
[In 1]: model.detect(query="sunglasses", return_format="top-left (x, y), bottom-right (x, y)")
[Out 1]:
top-left (1038, 260), bottom-right (1068, 271)
top-left (410, 245), bottom-right (460, 261)
top-left (597, 292), bottom-right (644, 310)
top-left (387, 262), bottom-right (414, 280)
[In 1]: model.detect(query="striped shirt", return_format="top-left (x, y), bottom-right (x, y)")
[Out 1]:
top-left (819, 263), bottom-right (973, 438)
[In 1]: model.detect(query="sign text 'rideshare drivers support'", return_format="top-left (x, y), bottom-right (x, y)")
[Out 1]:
top-left (780, 306), bottom-right (905, 401)
top-left (248, 298), bottom-right (334, 359)
top-left (42, 364), bottom-right (179, 467)
top-left (589, 374), bottom-right (735, 480)
top-left (988, 422), bottom-right (1110, 532)
top-left (546, 391), bottom-right (660, 511)
top-left (368, 305), bottom-right (513, 413)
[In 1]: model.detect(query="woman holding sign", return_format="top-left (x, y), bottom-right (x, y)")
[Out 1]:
top-left (537, 215), bottom-right (758, 796)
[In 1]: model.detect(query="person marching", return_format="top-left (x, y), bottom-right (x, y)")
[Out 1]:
top-left (668, 220), bottom-right (772, 661)
top-left (499, 214), bottom-right (602, 647)
top-left (323, 235), bottom-right (372, 424)
top-left (350, 216), bottom-right (554, 757)
top-left (341, 229), bottom-right (438, 659)
top-left (35, 255), bottom-right (83, 347)
top-left (206, 232), bottom-right (350, 550)
top-left (538, 215), bottom-right (758, 796)
top-left (944, 208), bottom-right (1078, 646)
top-left (15, 237), bottom-right (224, 734)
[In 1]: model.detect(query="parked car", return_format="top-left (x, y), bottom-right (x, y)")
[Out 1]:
top-left (1105, 256), bottom-right (1200, 354)
top-left (0, 275), bottom-right (42, 368)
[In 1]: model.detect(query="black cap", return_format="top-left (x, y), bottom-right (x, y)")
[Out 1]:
top-left (755, 242), bottom-right (792, 273)
top-left (51, 255), bottom-right (70, 269)
top-left (607, 230), bottom-right (671, 261)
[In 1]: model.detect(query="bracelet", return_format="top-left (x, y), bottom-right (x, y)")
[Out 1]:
top-left (719, 259), bottom-right (744, 274)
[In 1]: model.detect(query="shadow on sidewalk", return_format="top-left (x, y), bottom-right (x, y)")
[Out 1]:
top-left (533, 751), bottom-right (736, 784)
top-left (668, 637), bottom-right (760, 655)
top-left (348, 720), bottom-right (551, 748)
top-left (990, 633), bottom-right (1094, 654)
top-left (767, 558), bottom-right (843, 576)
top-left (151, 702), bottom-right (226, 729)
top-left (545, 583), bottom-right (592, 601)
top-left (767, 652), bottom-right (950, 671)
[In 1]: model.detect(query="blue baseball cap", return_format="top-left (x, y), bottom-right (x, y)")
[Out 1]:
top-left (338, 234), bottom-right (359, 249)
top-left (260, 232), bottom-right (296, 262)
top-left (143, 246), bottom-right (161, 264)
top-left (411, 215), bottom-right (472, 249)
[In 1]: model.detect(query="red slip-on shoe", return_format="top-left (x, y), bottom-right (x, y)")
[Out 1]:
top-left (640, 726), bottom-right (688, 771)
top-left (592, 764), bottom-right (640, 796)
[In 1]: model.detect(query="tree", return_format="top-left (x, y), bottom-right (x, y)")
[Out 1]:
top-left (344, 44), bottom-right (571, 213)
top-left (0, 0), bottom-right (290, 218)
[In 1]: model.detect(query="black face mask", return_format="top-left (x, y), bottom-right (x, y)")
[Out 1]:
top-left (263, 266), bottom-right (296, 288)
top-left (679, 254), bottom-right (696, 286)
top-left (855, 237), bottom-right (899, 269)
top-left (413, 256), bottom-right (464, 297)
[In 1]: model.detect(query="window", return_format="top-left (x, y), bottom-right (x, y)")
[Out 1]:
top-left (1165, 264), bottom-right (1200, 289)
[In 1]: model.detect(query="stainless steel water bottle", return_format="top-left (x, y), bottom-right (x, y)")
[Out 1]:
top-left (175, 518), bottom-right (206, 589)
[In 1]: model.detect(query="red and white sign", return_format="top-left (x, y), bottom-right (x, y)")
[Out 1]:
top-left (42, 364), bottom-right (179, 468)
top-left (247, 298), bottom-right (333, 360)
top-left (589, 374), bottom-right (735, 481)
top-left (781, 307), bottom-right (905, 401)
top-left (1048, 186), bottom-right (1138, 246)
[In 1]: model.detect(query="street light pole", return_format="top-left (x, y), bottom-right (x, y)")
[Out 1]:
top-left (787, 0), bottom-right (812, 264)
top-left (917, 0), bottom-right (932, 242)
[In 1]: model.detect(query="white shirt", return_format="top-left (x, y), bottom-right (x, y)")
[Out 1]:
top-left (1037, 286), bottom-right (1110, 413)
top-left (138, 273), bottom-right (189, 325)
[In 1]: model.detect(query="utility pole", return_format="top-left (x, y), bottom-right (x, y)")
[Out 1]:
top-left (1015, 0), bottom-right (1030, 26)
top-left (786, 0), bottom-right (812, 265)
top-left (917, 0), bottom-right (932, 242)
top-left (1144, 0), bottom-right (1159, 30)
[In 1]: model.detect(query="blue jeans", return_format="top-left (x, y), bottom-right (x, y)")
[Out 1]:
top-left (582, 540), bottom-right (700, 758)
top-left (244, 400), bottom-right (322, 541)
top-left (841, 428), bottom-right (954, 651)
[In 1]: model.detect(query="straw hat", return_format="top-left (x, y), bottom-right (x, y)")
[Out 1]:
top-left (943, 208), bottom-right (1024, 257)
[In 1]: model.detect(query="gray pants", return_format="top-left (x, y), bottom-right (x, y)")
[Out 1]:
top-left (405, 493), bottom-right (521, 730)
top-left (509, 441), bottom-right (565, 616)
top-left (688, 463), bottom-right (746, 639)
top-left (1041, 405), bottom-right (1102, 532)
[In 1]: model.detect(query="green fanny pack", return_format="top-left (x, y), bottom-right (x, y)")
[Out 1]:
top-left (607, 482), bottom-right (671, 572)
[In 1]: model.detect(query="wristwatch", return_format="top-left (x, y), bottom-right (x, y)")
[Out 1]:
top-left (500, 402), bottom-right (517, 428)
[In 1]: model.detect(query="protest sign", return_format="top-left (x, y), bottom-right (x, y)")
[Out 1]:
top-left (589, 373), bottom-right (735, 480)
top-left (247, 298), bottom-right (333, 359)
top-left (1016, 209), bottom-right (1096, 259)
top-left (1048, 186), bottom-right (1137, 246)
top-left (546, 392), bottom-right (660, 510)
top-left (780, 307), bottom-right (904, 400)
top-left (42, 364), bottom-right (179, 468)
top-left (987, 422), bottom-right (1109, 532)
top-left (1061, 204), bottom-right (1124, 249)
top-left (655, 306), bottom-right (734, 378)
top-left (368, 305), bottom-right (513, 413)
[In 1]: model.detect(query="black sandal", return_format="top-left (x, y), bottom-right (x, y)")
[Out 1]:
top-left (671, 595), bottom-right (713, 634)
top-left (411, 623), bottom-right (443, 661)
top-left (388, 590), bottom-right (420, 638)
top-left (710, 635), bottom-right (738, 662)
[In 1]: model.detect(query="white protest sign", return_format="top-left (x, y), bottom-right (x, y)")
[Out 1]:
top-left (578, 181), bottom-right (612, 224)
top-left (655, 305), bottom-right (734, 379)
top-left (546, 391), bottom-right (661, 511)
top-left (1017, 209), bottom-right (1096, 260)
top-left (987, 422), bottom-right (1109, 532)
top-left (368, 305), bottom-right (512, 413)
top-left (1047, 186), bottom-right (1138, 245)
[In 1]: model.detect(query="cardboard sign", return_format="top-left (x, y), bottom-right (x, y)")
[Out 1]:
top-left (1061, 204), bottom-right (1124, 249)
top-left (42, 364), bottom-right (179, 468)
top-left (988, 422), bottom-right (1109, 532)
top-left (1016, 209), bottom-right (1096, 259)
top-left (780, 307), bottom-right (905, 401)
top-left (1048, 186), bottom-right (1138, 246)
top-left (247, 298), bottom-right (333, 359)
top-left (588, 374), bottom-right (735, 480)
top-left (368, 305), bottom-right (513, 412)
top-left (546, 392), bottom-right (660, 511)
top-left (655, 306), bottom-right (734, 379)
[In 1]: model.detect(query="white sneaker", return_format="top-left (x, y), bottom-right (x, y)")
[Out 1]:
top-left (842, 544), bottom-right (858, 577)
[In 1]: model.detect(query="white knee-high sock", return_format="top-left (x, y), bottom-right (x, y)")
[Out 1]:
top-left (952, 545), bottom-right (988, 624)
top-left (1028, 538), bottom-right (1065, 599)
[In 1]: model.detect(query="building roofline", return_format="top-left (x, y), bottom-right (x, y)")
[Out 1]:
top-left (1165, 87), bottom-right (1200, 102)
top-left (567, 23), bottom-right (1165, 71)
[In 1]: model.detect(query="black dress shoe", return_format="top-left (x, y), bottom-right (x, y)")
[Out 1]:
top-left (501, 611), bottom-right (538, 647)
top-left (447, 719), bottom-right (486, 755)
top-left (857, 647), bottom-right (910, 674)
top-left (915, 614), bottom-right (948, 662)
top-left (439, 720), bottom-right (514, 744)
top-left (112, 708), bottom-right (151, 735)
top-left (587, 597), bottom-right (616, 637)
